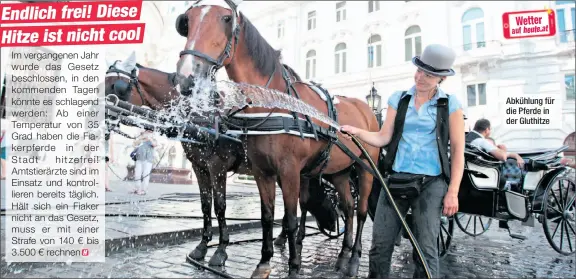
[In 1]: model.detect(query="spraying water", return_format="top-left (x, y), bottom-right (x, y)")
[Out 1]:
top-left (215, 80), bottom-right (342, 130)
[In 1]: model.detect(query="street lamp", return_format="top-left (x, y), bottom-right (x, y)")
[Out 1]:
top-left (366, 82), bottom-right (383, 126)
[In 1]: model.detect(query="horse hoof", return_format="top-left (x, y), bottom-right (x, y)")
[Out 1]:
top-left (189, 244), bottom-right (208, 260)
top-left (334, 255), bottom-right (348, 272)
top-left (287, 269), bottom-right (300, 278)
top-left (208, 249), bottom-right (228, 266)
top-left (345, 256), bottom-right (360, 277)
top-left (274, 236), bottom-right (287, 247)
top-left (250, 263), bottom-right (271, 279)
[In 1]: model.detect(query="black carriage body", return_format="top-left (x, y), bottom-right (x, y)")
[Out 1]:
top-left (458, 140), bottom-right (570, 222)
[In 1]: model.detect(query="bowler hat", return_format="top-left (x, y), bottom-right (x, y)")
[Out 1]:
top-left (412, 44), bottom-right (456, 76)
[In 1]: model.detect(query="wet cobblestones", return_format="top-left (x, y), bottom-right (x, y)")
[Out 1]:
top-left (1, 219), bottom-right (574, 278)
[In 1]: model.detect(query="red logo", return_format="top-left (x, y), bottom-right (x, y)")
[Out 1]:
top-left (81, 249), bottom-right (89, 256)
top-left (502, 9), bottom-right (556, 39)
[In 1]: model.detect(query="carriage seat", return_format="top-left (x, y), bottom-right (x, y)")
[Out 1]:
top-left (510, 148), bottom-right (559, 159)
top-left (464, 143), bottom-right (502, 164)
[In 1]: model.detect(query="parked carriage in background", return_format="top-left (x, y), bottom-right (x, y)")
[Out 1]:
top-left (363, 85), bottom-right (575, 256)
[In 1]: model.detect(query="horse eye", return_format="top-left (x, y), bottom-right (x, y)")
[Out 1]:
top-left (222, 15), bottom-right (231, 22)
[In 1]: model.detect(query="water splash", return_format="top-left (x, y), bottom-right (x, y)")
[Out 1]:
top-left (216, 81), bottom-right (341, 130)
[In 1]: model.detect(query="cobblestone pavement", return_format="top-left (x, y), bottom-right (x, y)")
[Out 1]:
top-left (1, 218), bottom-right (574, 278)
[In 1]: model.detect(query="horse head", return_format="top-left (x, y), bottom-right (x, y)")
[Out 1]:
top-left (105, 51), bottom-right (179, 110)
top-left (174, 0), bottom-right (244, 95)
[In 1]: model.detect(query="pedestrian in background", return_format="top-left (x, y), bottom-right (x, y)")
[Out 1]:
top-left (1, 128), bottom-right (6, 180)
top-left (105, 134), bottom-right (114, 192)
top-left (131, 128), bottom-right (157, 195)
top-left (341, 44), bottom-right (465, 278)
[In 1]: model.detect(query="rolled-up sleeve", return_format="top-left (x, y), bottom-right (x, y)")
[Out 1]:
top-left (448, 94), bottom-right (463, 115)
top-left (387, 91), bottom-right (404, 110)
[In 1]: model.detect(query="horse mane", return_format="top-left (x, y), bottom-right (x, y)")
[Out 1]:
top-left (242, 13), bottom-right (300, 82)
top-left (282, 64), bottom-right (302, 82)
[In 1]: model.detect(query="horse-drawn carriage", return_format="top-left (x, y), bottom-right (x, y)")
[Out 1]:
top-left (361, 133), bottom-right (575, 257)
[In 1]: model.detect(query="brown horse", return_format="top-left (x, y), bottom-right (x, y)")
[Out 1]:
top-left (103, 53), bottom-right (295, 267)
top-left (174, 1), bottom-right (380, 277)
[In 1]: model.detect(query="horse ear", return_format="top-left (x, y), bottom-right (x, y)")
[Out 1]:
top-left (125, 51), bottom-right (137, 69)
top-left (104, 57), bottom-right (114, 68)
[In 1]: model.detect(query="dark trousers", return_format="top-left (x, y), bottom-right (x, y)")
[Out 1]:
top-left (369, 176), bottom-right (448, 278)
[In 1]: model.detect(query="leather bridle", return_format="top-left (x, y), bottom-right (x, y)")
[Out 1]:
top-left (176, 0), bottom-right (242, 80)
top-left (105, 61), bottom-right (147, 106)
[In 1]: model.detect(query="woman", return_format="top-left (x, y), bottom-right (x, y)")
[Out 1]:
top-left (341, 44), bottom-right (465, 278)
top-left (131, 128), bottom-right (157, 195)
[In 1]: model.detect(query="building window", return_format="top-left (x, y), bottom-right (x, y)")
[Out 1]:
top-left (404, 25), bottom-right (422, 61)
top-left (336, 1), bottom-right (346, 22)
top-left (462, 8), bottom-right (486, 51)
top-left (369, 1), bottom-right (380, 13)
top-left (467, 83), bottom-right (486, 107)
top-left (307, 11), bottom-right (316, 30)
top-left (306, 50), bottom-right (316, 80)
top-left (566, 74), bottom-right (575, 100)
top-left (334, 43), bottom-right (347, 74)
top-left (367, 34), bottom-right (382, 68)
top-left (277, 21), bottom-right (284, 38)
top-left (556, 1), bottom-right (576, 43)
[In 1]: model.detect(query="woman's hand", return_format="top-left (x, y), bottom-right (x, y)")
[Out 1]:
top-left (339, 125), bottom-right (362, 140)
top-left (340, 125), bottom-right (362, 135)
top-left (442, 191), bottom-right (459, 216)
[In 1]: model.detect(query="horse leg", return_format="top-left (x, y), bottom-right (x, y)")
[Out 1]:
top-left (274, 179), bottom-right (287, 247)
top-left (188, 164), bottom-right (213, 261)
top-left (331, 172), bottom-right (355, 272)
top-left (208, 167), bottom-right (229, 266)
top-left (250, 170), bottom-right (277, 279)
top-left (279, 169), bottom-right (302, 278)
top-left (346, 166), bottom-right (373, 277)
top-left (295, 177), bottom-right (310, 259)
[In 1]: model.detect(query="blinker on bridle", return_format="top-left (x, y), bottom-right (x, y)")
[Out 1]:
top-left (175, 0), bottom-right (242, 79)
top-left (105, 61), bottom-right (146, 106)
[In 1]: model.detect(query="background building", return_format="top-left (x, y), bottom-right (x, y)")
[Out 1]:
top-left (1, 1), bottom-right (574, 182)
top-left (239, 0), bottom-right (575, 156)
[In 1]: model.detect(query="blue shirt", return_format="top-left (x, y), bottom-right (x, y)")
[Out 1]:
top-left (387, 86), bottom-right (462, 176)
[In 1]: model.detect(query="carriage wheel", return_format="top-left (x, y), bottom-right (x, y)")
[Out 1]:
top-left (542, 176), bottom-right (576, 256)
top-left (317, 211), bottom-right (345, 239)
top-left (455, 213), bottom-right (492, 236)
top-left (438, 216), bottom-right (454, 257)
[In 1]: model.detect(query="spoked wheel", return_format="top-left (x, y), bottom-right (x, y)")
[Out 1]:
top-left (438, 216), bottom-right (454, 257)
top-left (317, 212), bottom-right (345, 239)
top-left (542, 175), bottom-right (576, 255)
top-left (455, 213), bottom-right (492, 236)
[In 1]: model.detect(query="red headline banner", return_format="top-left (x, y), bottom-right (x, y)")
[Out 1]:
top-left (0, 23), bottom-right (145, 47)
top-left (0, 0), bottom-right (143, 24)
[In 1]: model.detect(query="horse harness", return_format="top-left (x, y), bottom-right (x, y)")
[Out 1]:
top-left (174, 0), bottom-right (378, 178)
top-left (106, 61), bottom-right (146, 106)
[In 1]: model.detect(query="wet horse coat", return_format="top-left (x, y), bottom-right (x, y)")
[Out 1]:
top-left (103, 56), bottom-right (310, 267)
